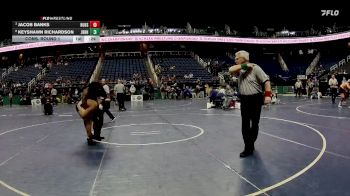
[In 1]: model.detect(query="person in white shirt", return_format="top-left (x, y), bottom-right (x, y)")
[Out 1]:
top-left (294, 79), bottom-right (302, 97)
top-left (8, 91), bottom-right (13, 107)
top-left (114, 80), bottom-right (126, 111)
top-left (218, 86), bottom-right (226, 95)
top-left (130, 84), bottom-right (136, 95)
top-left (51, 87), bottom-right (57, 105)
top-left (328, 75), bottom-right (338, 104)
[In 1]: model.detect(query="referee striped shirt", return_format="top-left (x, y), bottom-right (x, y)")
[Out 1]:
top-left (237, 64), bottom-right (269, 95)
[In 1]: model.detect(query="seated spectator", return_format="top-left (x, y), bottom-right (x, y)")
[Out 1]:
top-left (218, 86), bottom-right (226, 98)
top-left (175, 87), bottom-right (182, 99)
top-left (223, 85), bottom-right (234, 108)
top-left (166, 85), bottom-right (171, 99)
top-left (130, 84), bottom-right (136, 95)
top-left (155, 64), bottom-right (160, 70)
top-left (148, 78), bottom-right (153, 85)
top-left (204, 84), bottom-right (211, 97)
top-left (171, 75), bottom-right (176, 82)
top-left (195, 84), bottom-right (201, 96)
top-left (183, 86), bottom-right (192, 99)
top-left (209, 88), bottom-right (218, 103)
top-left (143, 78), bottom-right (148, 85)
top-left (161, 76), bottom-right (166, 83)
top-left (160, 84), bottom-right (166, 99)
top-left (61, 93), bottom-right (67, 103)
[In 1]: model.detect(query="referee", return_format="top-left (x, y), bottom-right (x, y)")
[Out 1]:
top-left (229, 50), bottom-right (272, 158)
top-left (328, 75), bottom-right (338, 104)
top-left (101, 79), bottom-right (116, 121)
top-left (114, 80), bottom-right (126, 111)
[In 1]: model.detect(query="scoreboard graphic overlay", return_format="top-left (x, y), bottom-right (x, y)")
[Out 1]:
top-left (12, 20), bottom-right (101, 43)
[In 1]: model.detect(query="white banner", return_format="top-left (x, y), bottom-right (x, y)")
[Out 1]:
top-left (297, 75), bottom-right (306, 80)
top-left (131, 95), bottom-right (143, 102)
top-left (31, 99), bottom-right (41, 106)
top-left (2, 32), bottom-right (350, 53)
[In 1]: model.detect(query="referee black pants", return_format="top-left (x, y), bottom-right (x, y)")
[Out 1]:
top-left (93, 109), bottom-right (104, 138)
top-left (295, 88), bottom-right (301, 97)
top-left (117, 93), bottom-right (125, 110)
top-left (331, 88), bottom-right (337, 103)
top-left (240, 93), bottom-right (263, 152)
top-left (103, 100), bottom-right (115, 119)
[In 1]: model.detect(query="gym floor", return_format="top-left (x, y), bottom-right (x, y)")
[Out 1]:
top-left (0, 96), bottom-right (349, 196)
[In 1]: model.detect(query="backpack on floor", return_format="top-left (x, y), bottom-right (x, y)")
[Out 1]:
top-left (44, 102), bottom-right (53, 115)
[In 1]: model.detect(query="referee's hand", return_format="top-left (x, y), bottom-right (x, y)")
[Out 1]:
top-left (264, 96), bottom-right (272, 105)
top-left (264, 97), bottom-right (272, 105)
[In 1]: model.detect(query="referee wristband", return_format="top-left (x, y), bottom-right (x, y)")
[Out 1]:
top-left (264, 91), bottom-right (272, 98)
top-left (241, 64), bottom-right (248, 70)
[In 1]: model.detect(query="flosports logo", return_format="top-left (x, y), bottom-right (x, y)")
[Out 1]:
top-left (321, 10), bottom-right (339, 16)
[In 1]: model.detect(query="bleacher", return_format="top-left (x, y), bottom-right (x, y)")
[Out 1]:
top-left (282, 54), bottom-right (315, 77)
top-left (319, 52), bottom-right (348, 70)
top-left (100, 57), bottom-right (149, 81)
top-left (5, 65), bottom-right (41, 84)
top-left (253, 54), bottom-right (283, 77)
top-left (0, 69), bottom-right (4, 77)
top-left (43, 58), bottom-right (97, 83)
top-left (153, 56), bottom-right (214, 83)
top-left (208, 56), bottom-right (234, 71)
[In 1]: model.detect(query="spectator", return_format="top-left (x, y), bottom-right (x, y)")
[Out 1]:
top-left (130, 84), bottom-right (136, 95)
top-left (306, 78), bottom-right (314, 97)
top-left (9, 90), bottom-right (13, 107)
top-left (149, 84), bottom-right (155, 100)
top-left (195, 84), bottom-right (201, 97)
top-left (183, 86), bottom-right (192, 99)
top-left (223, 84), bottom-right (234, 108)
top-left (342, 77), bottom-right (347, 84)
top-left (166, 85), bottom-right (171, 99)
top-left (51, 87), bottom-right (57, 105)
top-left (218, 86), bottom-right (226, 97)
top-left (160, 84), bottom-right (166, 99)
top-left (175, 86), bottom-right (182, 99)
top-left (209, 88), bottom-right (218, 103)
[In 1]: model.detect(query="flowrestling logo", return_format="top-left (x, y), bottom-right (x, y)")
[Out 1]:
top-left (321, 10), bottom-right (339, 16)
